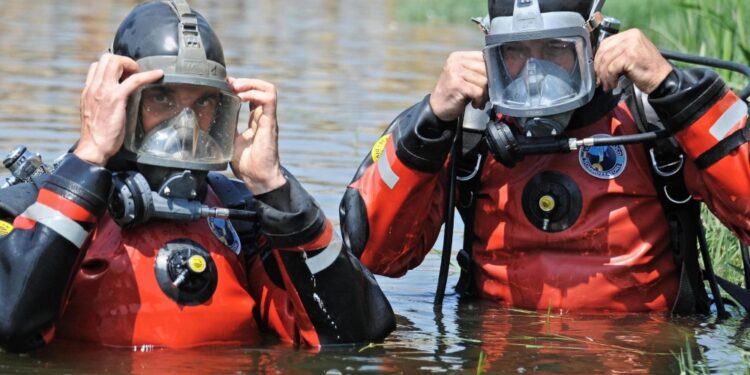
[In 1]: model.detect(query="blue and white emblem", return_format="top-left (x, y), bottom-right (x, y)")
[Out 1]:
top-left (207, 217), bottom-right (241, 255)
top-left (578, 135), bottom-right (627, 180)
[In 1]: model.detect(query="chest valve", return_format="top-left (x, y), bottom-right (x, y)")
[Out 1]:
top-left (522, 171), bottom-right (582, 232)
top-left (155, 239), bottom-right (218, 305)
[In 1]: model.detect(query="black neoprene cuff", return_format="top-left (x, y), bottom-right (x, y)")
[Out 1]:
top-left (42, 153), bottom-right (112, 216)
top-left (648, 68), bottom-right (728, 133)
top-left (252, 171), bottom-right (326, 249)
top-left (395, 95), bottom-right (457, 173)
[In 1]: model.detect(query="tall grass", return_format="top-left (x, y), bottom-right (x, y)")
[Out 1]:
top-left (604, 0), bottom-right (750, 91)
top-left (395, 0), bottom-right (750, 286)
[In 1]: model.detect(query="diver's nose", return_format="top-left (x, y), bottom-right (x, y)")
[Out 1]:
top-left (170, 108), bottom-right (199, 129)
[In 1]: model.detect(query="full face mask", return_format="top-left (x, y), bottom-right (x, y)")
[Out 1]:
top-left (125, 82), bottom-right (241, 170)
top-left (484, 0), bottom-right (596, 135)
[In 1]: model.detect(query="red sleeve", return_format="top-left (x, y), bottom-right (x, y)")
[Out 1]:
top-left (350, 135), bottom-right (449, 276)
top-left (676, 90), bottom-right (750, 243)
top-left (340, 95), bottom-right (458, 277)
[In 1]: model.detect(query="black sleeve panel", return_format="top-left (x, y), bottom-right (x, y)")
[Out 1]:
top-left (0, 179), bottom-right (45, 218)
top-left (648, 68), bottom-right (728, 133)
top-left (394, 95), bottom-right (457, 173)
top-left (252, 169), bottom-right (326, 249)
top-left (0, 154), bottom-right (111, 353)
top-left (339, 187), bottom-right (369, 259)
top-left (278, 245), bottom-right (396, 345)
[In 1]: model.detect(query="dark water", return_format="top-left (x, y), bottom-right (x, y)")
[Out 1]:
top-left (1, 0), bottom-right (749, 373)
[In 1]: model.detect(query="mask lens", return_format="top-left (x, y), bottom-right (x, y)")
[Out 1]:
top-left (124, 83), bottom-right (241, 170)
top-left (485, 36), bottom-right (593, 117)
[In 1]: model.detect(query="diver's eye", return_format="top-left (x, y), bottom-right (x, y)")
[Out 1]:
top-left (502, 43), bottom-right (531, 61)
top-left (195, 95), bottom-right (219, 108)
top-left (544, 41), bottom-right (573, 58)
top-left (143, 89), bottom-right (175, 110)
top-left (153, 94), bottom-right (170, 105)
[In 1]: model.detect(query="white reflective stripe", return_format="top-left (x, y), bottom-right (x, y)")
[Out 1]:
top-left (709, 100), bottom-right (748, 141)
top-left (305, 233), bottom-right (342, 275)
top-left (377, 149), bottom-right (399, 189)
top-left (20, 203), bottom-right (89, 248)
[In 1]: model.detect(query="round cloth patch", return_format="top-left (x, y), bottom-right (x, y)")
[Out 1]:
top-left (371, 134), bottom-right (391, 162)
top-left (0, 220), bottom-right (13, 237)
top-left (207, 217), bottom-right (241, 255)
top-left (578, 135), bottom-right (627, 180)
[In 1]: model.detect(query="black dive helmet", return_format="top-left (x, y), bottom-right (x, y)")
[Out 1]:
top-left (482, 0), bottom-right (604, 167)
top-left (107, 0), bottom-right (243, 228)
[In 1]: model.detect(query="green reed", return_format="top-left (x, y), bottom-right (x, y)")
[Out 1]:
top-left (476, 351), bottom-right (487, 375)
top-left (604, 0), bottom-right (750, 91)
top-left (674, 336), bottom-right (710, 374)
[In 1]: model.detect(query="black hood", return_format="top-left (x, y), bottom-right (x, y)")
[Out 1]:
top-left (112, 1), bottom-right (225, 66)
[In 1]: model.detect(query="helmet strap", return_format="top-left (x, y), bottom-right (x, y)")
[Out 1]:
top-left (167, 0), bottom-right (209, 75)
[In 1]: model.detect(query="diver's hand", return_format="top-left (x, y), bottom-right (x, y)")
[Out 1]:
top-left (74, 54), bottom-right (164, 166)
top-left (429, 51), bottom-right (488, 122)
top-left (595, 29), bottom-right (673, 94)
top-left (229, 78), bottom-right (286, 195)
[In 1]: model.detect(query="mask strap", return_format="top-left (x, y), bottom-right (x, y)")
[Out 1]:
top-left (171, 0), bottom-right (193, 18)
top-left (511, 0), bottom-right (542, 32)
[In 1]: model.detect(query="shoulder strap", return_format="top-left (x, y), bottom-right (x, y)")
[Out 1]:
top-left (206, 172), bottom-right (253, 209)
top-left (625, 84), bottom-right (714, 315)
top-left (206, 172), bottom-right (260, 254)
top-left (455, 128), bottom-right (488, 297)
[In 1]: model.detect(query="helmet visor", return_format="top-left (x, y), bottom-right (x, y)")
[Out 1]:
top-left (124, 83), bottom-right (240, 170)
top-left (485, 36), bottom-right (593, 117)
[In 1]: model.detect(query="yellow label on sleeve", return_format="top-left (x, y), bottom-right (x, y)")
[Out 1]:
top-left (371, 134), bottom-right (391, 162)
top-left (0, 220), bottom-right (13, 237)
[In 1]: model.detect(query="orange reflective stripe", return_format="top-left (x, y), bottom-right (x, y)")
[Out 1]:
top-left (40, 326), bottom-right (56, 345)
top-left (13, 216), bottom-right (36, 230)
top-left (278, 220), bottom-right (334, 252)
top-left (272, 249), bottom-right (321, 347)
top-left (37, 189), bottom-right (96, 223)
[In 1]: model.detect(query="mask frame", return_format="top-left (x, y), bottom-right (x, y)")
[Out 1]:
top-left (484, 1), bottom-right (596, 119)
top-left (123, 79), bottom-right (241, 171)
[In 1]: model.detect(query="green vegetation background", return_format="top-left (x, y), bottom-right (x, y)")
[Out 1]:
top-left (397, 0), bottom-right (749, 284)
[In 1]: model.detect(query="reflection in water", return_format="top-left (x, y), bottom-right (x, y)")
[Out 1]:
top-left (0, 0), bottom-right (749, 373)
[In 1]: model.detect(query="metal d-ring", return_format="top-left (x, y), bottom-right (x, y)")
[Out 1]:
top-left (663, 185), bottom-right (692, 204)
top-left (457, 154), bottom-right (483, 182)
top-left (649, 147), bottom-right (684, 177)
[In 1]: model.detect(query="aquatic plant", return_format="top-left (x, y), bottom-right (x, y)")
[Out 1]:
top-left (673, 336), bottom-right (709, 375)
top-left (476, 351), bottom-right (487, 375)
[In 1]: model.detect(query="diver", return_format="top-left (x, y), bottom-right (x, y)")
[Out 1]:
top-left (340, 0), bottom-right (750, 313)
top-left (0, 0), bottom-right (394, 353)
